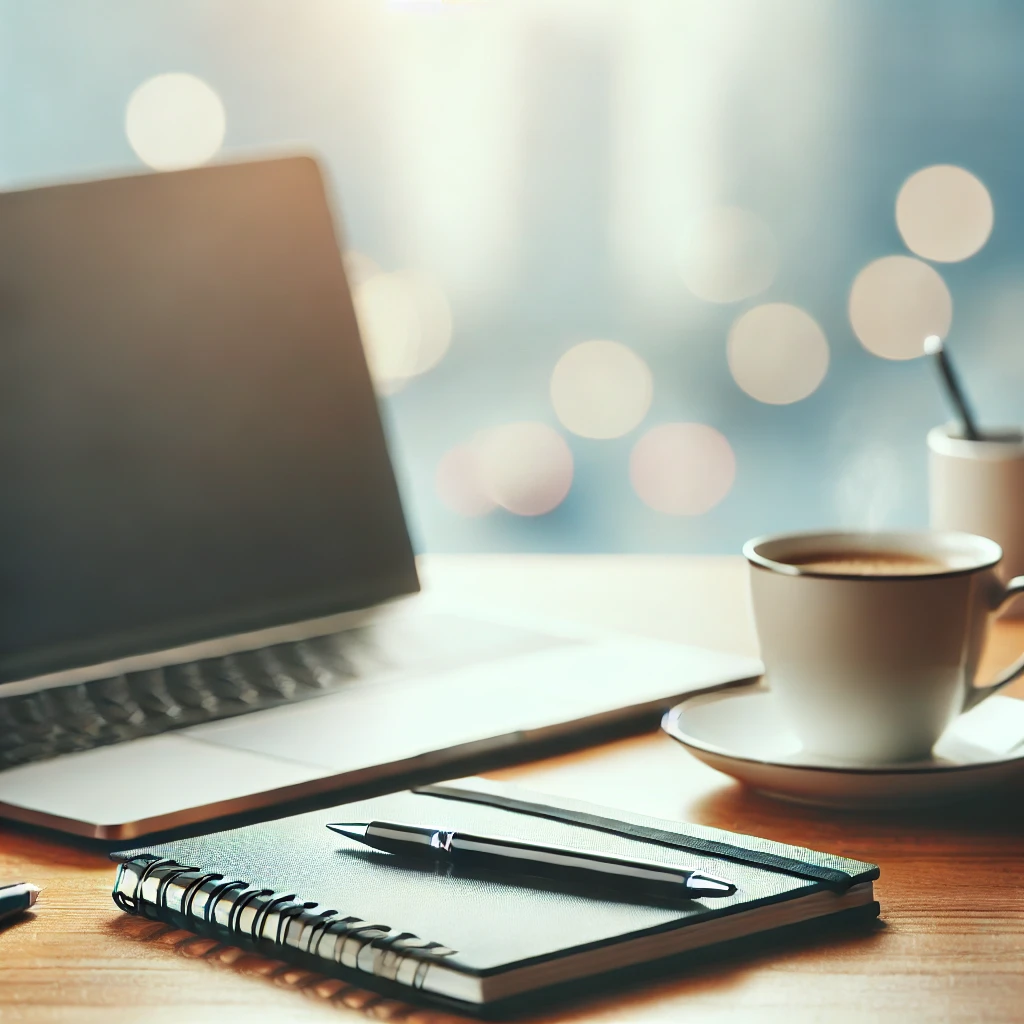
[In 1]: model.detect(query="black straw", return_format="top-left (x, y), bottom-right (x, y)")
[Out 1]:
top-left (923, 335), bottom-right (982, 441)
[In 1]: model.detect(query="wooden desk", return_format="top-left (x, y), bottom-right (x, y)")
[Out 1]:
top-left (2, 556), bottom-right (1023, 1024)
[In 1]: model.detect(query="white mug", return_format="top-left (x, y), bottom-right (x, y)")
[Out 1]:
top-left (929, 424), bottom-right (1024, 617)
top-left (743, 530), bottom-right (1024, 765)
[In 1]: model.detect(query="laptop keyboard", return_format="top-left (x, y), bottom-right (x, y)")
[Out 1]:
top-left (0, 613), bottom-right (569, 770)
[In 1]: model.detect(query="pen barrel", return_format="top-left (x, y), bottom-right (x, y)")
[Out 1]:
top-left (445, 833), bottom-right (696, 895)
top-left (357, 822), bottom-right (731, 898)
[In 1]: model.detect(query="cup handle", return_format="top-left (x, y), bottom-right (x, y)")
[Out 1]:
top-left (963, 575), bottom-right (1024, 712)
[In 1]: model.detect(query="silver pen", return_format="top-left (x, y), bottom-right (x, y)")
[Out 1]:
top-left (328, 821), bottom-right (737, 899)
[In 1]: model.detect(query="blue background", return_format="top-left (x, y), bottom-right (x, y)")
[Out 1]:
top-left (2, 0), bottom-right (1021, 554)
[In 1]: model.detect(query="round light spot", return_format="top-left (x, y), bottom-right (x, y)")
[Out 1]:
top-left (352, 270), bottom-right (452, 389)
top-left (353, 274), bottom-right (418, 385)
top-left (848, 255), bottom-right (952, 360)
top-left (125, 73), bottom-right (226, 171)
top-left (435, 444), bottom-right (495, 518)
top-left (344, 250), bottom-right (383, 287)
top-left (473, 422), bottom-right (573, 517)
top-left (550, 340), bottom-right (653, 439)
top-left (896, 165), bottom-right (993, 263)
top-left (679, 207), bottom-right (778, 304)
top-left (727, 303), bottom-right (829, 405)
top-left (630, 423), bottom-right (736, 515)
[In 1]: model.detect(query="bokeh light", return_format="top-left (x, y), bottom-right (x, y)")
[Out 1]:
top-left (125, 73), bottom-right (226, 171)
top-left (550, 340), bottom-right (653, 439)
top-left (896, 165), bottom-right (994, 263)
top-left (352, 270), bottom-right (452, 391)
top-left (848, 255), bottom-right (952, 360)
top-left (473, 422), bottom-right (573, 517)
top-left (435, 444), bottom-right (496, 518)
top-left (630, 423), bottom-right (736, 515)
top-left (343, 250), bottom-right (383, 287)
top-left (727, 303), bottom-right (829, 404)
top-left (679, 207), bottom-right (778, 303)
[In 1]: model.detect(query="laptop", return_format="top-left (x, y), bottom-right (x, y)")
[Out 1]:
top-left (0, 155), bottom-right (760, 840)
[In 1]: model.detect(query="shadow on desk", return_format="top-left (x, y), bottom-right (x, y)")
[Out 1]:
top-left (0, 909), bottom-right (36, 935)
top-left (108, 912), bottom-right (465, 1023)
top-left (107, 898), bottom-right (882, 1023)
top-left (690, 779), bottom-right (1024, 846)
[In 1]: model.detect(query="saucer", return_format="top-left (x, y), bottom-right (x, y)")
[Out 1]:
top-left (661, 682), bottom-right (1024, 809)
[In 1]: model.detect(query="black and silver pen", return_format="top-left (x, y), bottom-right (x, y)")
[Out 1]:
top-left (924, 334), bottom-right (982, 441)
top-left (327, 821), bottom-right (736, 899)
top-left (0, 882), bottom-right (40, 925)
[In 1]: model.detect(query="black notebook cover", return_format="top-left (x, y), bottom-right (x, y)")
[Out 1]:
top-left (111, 777), bottom-right (879, 1016)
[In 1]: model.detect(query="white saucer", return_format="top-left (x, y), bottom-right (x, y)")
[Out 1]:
top-left (661, 682), bottom-right (1024, 809)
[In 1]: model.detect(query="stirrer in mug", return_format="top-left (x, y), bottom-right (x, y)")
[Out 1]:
top-left (923, 334), bottom-right (982, 442)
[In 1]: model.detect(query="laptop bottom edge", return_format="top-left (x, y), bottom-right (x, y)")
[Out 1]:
top-left (0, 675), bottom-right (756, 842)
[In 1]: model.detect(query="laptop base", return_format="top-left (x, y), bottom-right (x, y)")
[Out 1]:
top-left (0, 606), bottom-right (760, 840)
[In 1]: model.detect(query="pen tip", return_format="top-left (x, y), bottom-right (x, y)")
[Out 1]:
top-left (923, 334), bottom-right (942, 355)
top-left (326, 823), bottom-right (369, 841)
top-left (26, 883), bottom-right (41, 906)
top-left (686, 872), bottom-right (737, 898)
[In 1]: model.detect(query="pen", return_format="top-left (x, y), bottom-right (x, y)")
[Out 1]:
top-left (327, 821), bottom-right (737, 899)
top-left (0, 882), bottom-right (40, 925)
top-left (924, 334), bottom-right (982, 441)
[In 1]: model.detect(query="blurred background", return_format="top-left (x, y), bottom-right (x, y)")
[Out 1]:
top-left (2, 0), bottom-right (1020, 554)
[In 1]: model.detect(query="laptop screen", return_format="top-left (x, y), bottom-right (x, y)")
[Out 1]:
top-left (0, 156), bottom-right (418, 684)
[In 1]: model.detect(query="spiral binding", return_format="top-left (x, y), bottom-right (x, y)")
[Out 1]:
top-left (113, 856), bottom-right (458, 990)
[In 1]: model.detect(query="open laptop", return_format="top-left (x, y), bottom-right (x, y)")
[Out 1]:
top-left (0, 155), bottom-right (760, 839)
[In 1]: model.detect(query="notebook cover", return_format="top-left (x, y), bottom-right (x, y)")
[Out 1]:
top-left (111, 777), bottom-right (879, 1012)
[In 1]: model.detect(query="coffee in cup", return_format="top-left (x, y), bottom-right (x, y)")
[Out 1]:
top-left (785, 552), bottom-right (948, 576)
top-left (743, 530), bottom-right (1024, 764)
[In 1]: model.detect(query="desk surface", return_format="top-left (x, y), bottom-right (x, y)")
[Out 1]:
top-left (2, 555), bottom-right (1023, 1024)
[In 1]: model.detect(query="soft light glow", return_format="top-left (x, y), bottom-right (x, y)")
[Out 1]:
top-left (679, 207), bottom-right (778, 303)
top-left (896, 165), bottom-right (993, 263)
top-left (630, 423), bottom-right (736, 515)
top-left (352, 270), bottom-right (452, 390)
top-left (727, 303), bottom-right (829, 405)
top-left (435, 444), bottom-right (495, 518)
top-left (473, 422), bottom-right (573, 516)
top-left (353, 273), bottom-right (418, 387)
top-left (848, 255), bottom-right (952, 360)
top-left (125, 73), bottom-right (226, 171)
top-left (382, 6), bottom-right (521, 294)
top-left (344, 250), bottom-right (383, 287)
top-left (550, 340), bottom-right (653, 439)
top-left (609, 4), bottom-right (836, 308)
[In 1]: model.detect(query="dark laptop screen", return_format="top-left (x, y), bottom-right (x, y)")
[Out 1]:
top-left (0, 157), bottom-right (418, 684)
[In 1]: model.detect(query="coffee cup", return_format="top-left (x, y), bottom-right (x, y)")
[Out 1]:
top-left (743, 529), bottom-right (1024, 765)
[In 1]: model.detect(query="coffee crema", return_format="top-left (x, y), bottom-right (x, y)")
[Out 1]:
top-left (786, 552), bottom-right (949, 576)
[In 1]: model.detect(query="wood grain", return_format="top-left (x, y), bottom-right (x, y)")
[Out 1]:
top-left (2, 555), bottom-right (1023, 1023)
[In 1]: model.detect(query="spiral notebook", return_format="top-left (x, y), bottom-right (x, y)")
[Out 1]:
top-left (110, 777), bottom-right (879, 1016)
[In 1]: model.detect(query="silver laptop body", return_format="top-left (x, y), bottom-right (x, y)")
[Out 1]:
top-left (0, 157), bottom-right (759, 839)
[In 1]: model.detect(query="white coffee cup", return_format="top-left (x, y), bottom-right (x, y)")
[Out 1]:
top-left (929, 424), bottom-right (1024, 617)
top-left (743, 529), bottom-right (1024, 765)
